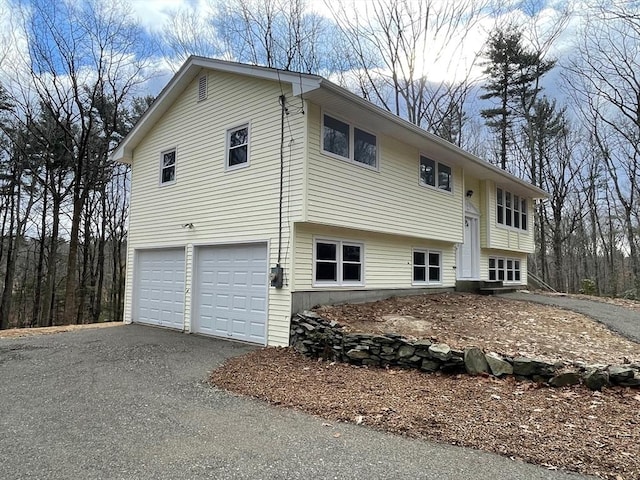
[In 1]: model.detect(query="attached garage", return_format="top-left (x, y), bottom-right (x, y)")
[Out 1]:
top-left (134, 248), bottom-right (185, 329)
top-left (193, 243), bottom-right (268, 344)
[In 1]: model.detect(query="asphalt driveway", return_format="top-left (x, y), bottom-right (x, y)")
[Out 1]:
top-left (0, 324), bottom-right (592, 480)
top-left (503, 292), bottom-right (640, 343)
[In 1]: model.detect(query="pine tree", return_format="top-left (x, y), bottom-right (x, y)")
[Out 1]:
top-left (480, 26), bottom-right (554, 170)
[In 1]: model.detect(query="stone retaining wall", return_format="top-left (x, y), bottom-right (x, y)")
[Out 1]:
top-left (290, 311), bottom-right (640, 391)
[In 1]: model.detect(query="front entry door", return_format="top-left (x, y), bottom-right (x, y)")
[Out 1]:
top-left (459, 216), bottom-right (479, 279)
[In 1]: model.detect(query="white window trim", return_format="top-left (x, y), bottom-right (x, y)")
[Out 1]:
top-left (418, 154), bottom-right (453, 195)
top-left (496, 186), bottom-right (528, 232)
top-left (412, 248), bottom-right (443, 286)
top-left (321, 111), bottom-right (379, 171)
top-left (225, 123), bottom-right (251, 171)
top-left (488, 256), bottom-right (522, 284)
top-left (312, 237), bottom-right (365, 287)
top-left (159, 147), bottom-right (177, 186)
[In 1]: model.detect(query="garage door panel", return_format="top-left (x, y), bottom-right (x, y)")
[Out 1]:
top-left (135, 248), bottom-right (185, 329)
top-left (194, 244), bottom-right (267, 344)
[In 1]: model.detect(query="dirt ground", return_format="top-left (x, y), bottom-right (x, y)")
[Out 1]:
top-left (314, 293), bottom-right (639, 365)
top-left (0, 322), bottom-right (122, 339)
top-left (211, 293), bottom-right (640, 480)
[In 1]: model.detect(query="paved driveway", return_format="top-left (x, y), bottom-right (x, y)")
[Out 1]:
top-left (0, 325), bottom-right (591, 480)
top-left (503, 292), bottom-right (640, 343)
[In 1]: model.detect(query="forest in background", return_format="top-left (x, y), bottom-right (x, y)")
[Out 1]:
top-left (1, 0), bottom-right (639, 329)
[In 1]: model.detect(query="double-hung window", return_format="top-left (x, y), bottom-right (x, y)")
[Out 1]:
top-left (419, 155), bottom-right (452, 192)
top-left (412, 249), bottom-right (442, 284)
top-left (227, 124), bottom-right (249, 169)
top-left (314, 239), bottom-right (364, 285)
top-left (489, 257), bottom-right (521, 283)
top-left (160, 149), bottom-right (176, 185)
top-left (496, 188), bottom-right (527, 231)
top-left (322, 114), bottom-right (377, 168)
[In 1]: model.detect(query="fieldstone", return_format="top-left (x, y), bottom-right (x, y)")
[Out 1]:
top-left (513, 357), bottom-right (555, 377)
top-left (293, 341), bottom-right (308, 354)
top-left (381, 346), bottom-right (395, 354)
top-left (429, 343), bottom-right (451, 361)
top-left (302, 311), bottom-right (321, 319)
top-left (584, 369), bottom-right (609, 391)
top-left (362, 358), bottom-right (381, 366)
top-left (371, 335), bottom-right (395, 344)
top-left (608, 366), bottom-right (634, 383)
top-left (413, 339), bottom-right (432, 348)
top-left (464, 347), bottom-right (489, 375)
top-left (617, 373), bottom-right (640, 387)
top-left (420, 359), bottom-right (440, 372)
top-left (414, 348), bottom-right (432, 358)
top-left (346, 348), bottom-right (370, 360)
top-left (408, 355), bottom-right (422, 363)
top-left (485, 352), bottom-right (513, 377)
top-left (549, 371), bottom-right (581, 387)
top-left (398, 345), bottom-right (416, 358)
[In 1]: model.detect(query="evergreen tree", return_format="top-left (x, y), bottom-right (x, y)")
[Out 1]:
top-left (480, 26), bottom-right (554, 170)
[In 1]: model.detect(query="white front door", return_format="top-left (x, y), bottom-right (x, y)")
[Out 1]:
top-left (459, 216), bottom-right (479, 279)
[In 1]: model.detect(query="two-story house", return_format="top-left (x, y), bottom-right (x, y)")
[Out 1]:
top-left (112, 57), bottom-right (546, 346)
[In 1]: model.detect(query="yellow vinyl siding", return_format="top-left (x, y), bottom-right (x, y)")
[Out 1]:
top-left (485, 180), bottom-right (535, 253)
top-left (294, 223), bottom-right (456, 290)
top-left (123, 71), bottom-right (305, 346)
top-left (306, 103), bottom-right (464, 243)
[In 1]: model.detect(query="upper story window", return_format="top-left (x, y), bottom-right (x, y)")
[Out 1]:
top-left (160, 149), bottom-right (176, 185)
top-left (497, 187), bottom-right (527, 231)
top-left (314, 239), bottom-right (364, 286)
top-left (322, 113), bottom-right (377, 169)
top-left (419, 155), bottom-right (452, 192)
top-left (227, 124), bottom-right (249, 170)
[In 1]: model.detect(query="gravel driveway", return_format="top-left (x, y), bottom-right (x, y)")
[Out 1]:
top-left (0, 324), bottom-right (592, 480)
top-left (503, 292), bottom-right (640, 343)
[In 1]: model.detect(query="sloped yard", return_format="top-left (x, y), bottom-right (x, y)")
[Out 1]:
top-left (211, 293), bottom-right (640, 480)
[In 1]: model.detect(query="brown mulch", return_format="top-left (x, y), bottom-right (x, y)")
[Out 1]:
top-left (211, 348), bottom-right (640, 480)
top-left (211, 293), bottom-right (640, 479)
top-left (0, 322), bottom-right (123, 338)
top-left (314, 293), bottom-right (639, 365)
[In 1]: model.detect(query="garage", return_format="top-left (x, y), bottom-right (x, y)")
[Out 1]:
top-left (134, 248), bottom-right (185, 329)
top-left (193, 243), bottom-right (268, 344)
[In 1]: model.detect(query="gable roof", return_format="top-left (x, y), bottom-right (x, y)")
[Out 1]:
top-left (111, 56), bottom-right (547, 199)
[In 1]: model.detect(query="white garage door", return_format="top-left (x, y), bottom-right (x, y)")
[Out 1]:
top-left (194, 243), bottom-right (268, 344)
top-left (135, 248), bottom-right (185, 329)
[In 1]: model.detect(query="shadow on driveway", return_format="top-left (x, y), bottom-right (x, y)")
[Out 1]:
top-left (0, 324), bottom-right (593, 479)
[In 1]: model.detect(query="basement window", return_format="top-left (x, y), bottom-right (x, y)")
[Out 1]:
top-left (489, 257), bottom-right (521, 283)
top-left (314, 239), bottom-right (364, 286)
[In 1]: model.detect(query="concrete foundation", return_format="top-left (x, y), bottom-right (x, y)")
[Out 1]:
top-left (291, 287), bottom-right (454, 313)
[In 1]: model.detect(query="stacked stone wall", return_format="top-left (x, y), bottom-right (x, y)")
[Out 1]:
top-left (290, 311), bottom-right (640, 391)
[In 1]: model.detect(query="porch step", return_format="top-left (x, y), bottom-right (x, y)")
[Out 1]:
top-left (456, 280), bottom-right (503, 293)
top-left (478, 285), bottom-right (519, 295)
top-left (456, 280), bottom-right (522, 295)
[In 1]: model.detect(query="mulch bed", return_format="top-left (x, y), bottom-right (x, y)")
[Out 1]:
top-left (211, 347), bottom-right (640, 480)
